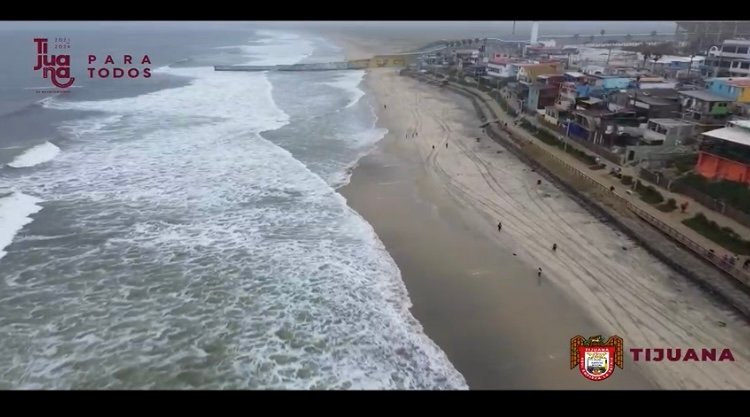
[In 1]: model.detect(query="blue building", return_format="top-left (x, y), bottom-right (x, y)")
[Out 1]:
top-left (590, 75), bottom-right (632, 91)
top-left (705, 77), bottom-right (750, 102)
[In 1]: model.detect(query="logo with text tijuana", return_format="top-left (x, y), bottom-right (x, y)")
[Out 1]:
top-left (34, 37), bottom-right (75, 90)
top-left (630, 348), bottom-right (735, 362)
top-left (570, 335), bottom-right (624, 381)
top-left (33, 37), bottom-right (152, 93)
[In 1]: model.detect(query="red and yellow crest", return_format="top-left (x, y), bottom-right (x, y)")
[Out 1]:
top-left (570, 335), bottom-right (624, 381)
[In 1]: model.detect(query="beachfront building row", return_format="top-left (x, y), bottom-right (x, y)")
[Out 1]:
top-left (439, 36), bottom-right (750, 175)
top-left (697, 120), bottom-right (750, 184)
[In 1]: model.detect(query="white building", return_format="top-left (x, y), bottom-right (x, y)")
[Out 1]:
top-left (703, 39), bottom-right (750, 77)
top-left (486, 59), bottom-right (518, 78)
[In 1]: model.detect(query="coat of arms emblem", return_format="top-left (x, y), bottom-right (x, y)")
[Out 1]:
top-left (570, 335), bottom-right (624, 381)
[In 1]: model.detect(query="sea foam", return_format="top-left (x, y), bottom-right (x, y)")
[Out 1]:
top-left (0, 191), bottom-right (43, 260)
top-left (7, 141), bottom-right (61, 168)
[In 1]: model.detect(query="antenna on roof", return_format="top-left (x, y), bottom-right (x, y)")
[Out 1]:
top-left (512, 21), bottom-right (516, 35)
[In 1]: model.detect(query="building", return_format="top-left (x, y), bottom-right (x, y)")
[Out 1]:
top-left (678, 89), bottom-right (734, 131)
top-left (643, 118), bottom-right (695, 146)
top-left (696, 119), bottom-right (750, 184)
top-left (567, 108), bottom-right (639, 147)
top-left (705, 77), bottom-right (750, 103)
top-left (644, 55), bottom-right (704, 77)
top-left (622, 118), bottom-right (696, 164)
top-left (609, 89), bottom-right (681, 119)
top-left (675, 21), bottom-right (750, 53)
top-left (562, 71), bottom-right (587, 83)
top-left (556, 81), bottom-right (592, 110)
top-left (526, 75), bottom-right (563, 112)
top-left (582, 65), bottom-right (606, 75)
top-left (638, 77), bottom-right (678, 90)
top-left (543, 106), bottom-right (571, 126)
top-left (589, 74), bottom-right (632, 91)
top-left (486, 58), bottom-right (519, 79)
top-left (516, 62), bottom-right (563, 83)
top-left (702, 39), bottom-right (750, 77)
top-left (454, 49), bottom-right (480, 65)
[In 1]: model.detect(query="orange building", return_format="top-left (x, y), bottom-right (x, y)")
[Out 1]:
top-left (697, 120), bottom-right (750, 185)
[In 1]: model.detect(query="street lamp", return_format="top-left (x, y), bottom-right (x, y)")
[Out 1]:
top-left (560, 118), bottom-right (571, 152)
top-left (632, 75), bottom-right (641, 111)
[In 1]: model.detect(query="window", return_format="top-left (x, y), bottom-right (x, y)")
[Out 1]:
top-left (721, 61), bottom-right (731, 68)
top-left (737, 47), bottom-right (749, 55)
top-left (722, 45), bottom-right (738, 53)
top-left (742, 62), bottom-right (750, 69)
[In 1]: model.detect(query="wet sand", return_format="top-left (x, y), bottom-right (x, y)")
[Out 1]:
top-left (334, 34), bottom-right (750, 389)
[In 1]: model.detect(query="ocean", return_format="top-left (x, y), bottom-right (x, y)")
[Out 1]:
top-left (0, 23), bottom-right (466, 389)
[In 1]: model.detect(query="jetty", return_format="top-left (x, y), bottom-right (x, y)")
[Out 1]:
top-left (214, 53), bottom-right (422, 73)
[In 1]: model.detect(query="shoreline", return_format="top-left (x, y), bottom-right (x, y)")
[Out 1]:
top-left (332, 35), bottom-right (750, 389)
top-left (340, 69), bottom-right (653, 389)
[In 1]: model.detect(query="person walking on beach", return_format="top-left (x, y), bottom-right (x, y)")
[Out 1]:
top-left (537, 179), bottom-right (542, 186)
top-left (384, 104), bottom-right (387, 109)
top-left (537, 267), bottom-right (542, 277)
top-left (552, 243), bottom-right (557, 252)
top-left (432, 145), bottom-right (435, 149)
top-left (445, 142), bottom-right (448, 149)
top-left (497, 221), bottom-right (502, 231)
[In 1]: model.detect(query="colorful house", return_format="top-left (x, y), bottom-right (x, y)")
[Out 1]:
top-left (678, 89), bottom-right (734, 132)
top-left (516, 62), bottom-right (563, 83)
top-left (697, 120), bottom-right (750, 184)
top-left (589, 74), bottom-right (633, 91)
top-left (705, 77), bottom-right (750, 103)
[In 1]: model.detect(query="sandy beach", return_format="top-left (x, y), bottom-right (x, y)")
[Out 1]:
top-left (336, 35), bottom-right (750, 389)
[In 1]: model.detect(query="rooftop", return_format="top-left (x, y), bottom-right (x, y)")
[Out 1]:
top-left (652, 55), bottom-right (705, 64)
top-left (564, 71), bottom-right (586, 78)
top-left (489, 58), bottom-right (510, 65)
top-left (580, 97), bottom-right (603, 105)
top-left (637, 96), bottom-right (676, 106)
top-left (590, 74), bottom-right (631, 79)
top-left (729, 78), bottom-right (750, 88)
top-left (679, 89), bottom-right (733, 102)
top-left (649, 118), bottom-right (694, 128)
top-left (635, 88), bottom-right (680, 98)
top-left (708, 77), bottom-right (750, 88)
top-left (703, 126), bottom-right (750, 147)
top-left (639, 77), bottom-right (666, 83)
top-left (723, 39), bottom-right (750, 46)
top-left (639, 82), bottom-right (679, 90)
top-left (729, 119), bottom-right (750, 130)
top-left (574, 108), bottom-right (613, 117)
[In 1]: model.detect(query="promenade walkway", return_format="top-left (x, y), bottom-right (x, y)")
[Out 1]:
top-left (497, 87), bottom-right (750, 265)
top-left (424, 77), bottom-right (750, 295)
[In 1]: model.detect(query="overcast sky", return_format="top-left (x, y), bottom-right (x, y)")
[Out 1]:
top-left (0, 21), bottom-right (677, 37)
